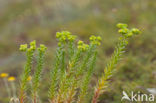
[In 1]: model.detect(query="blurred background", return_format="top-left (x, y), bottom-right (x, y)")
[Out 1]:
top-left (0, 0), bottom-right (156, 103)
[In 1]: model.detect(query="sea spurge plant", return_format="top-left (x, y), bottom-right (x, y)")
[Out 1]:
top-left (19, 40), bottom-right (47, 103)
top-left (48, 31), bottom-right (101, 103)
top-left (32, 44), bottom-right (47, 103)
top-left (92, 23), bottom-right (140, 103)
top-left (65, 37), bottom-right (100, 103)
top-left (48, 31), bottom-right (71, 102)
top-left (1, 23), bottom-right (140, 103)
top-left (78, 51), bottom-right (97, 103)
top-left (50, 33), bottom-right (90, 103)
top-left (19, 40), bottom-right (36, 103)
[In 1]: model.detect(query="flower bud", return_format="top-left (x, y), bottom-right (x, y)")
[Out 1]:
top-left (78, 40), bottom-right (84, 45)
top-left (97, 36), bottom-right (102, 41)
top-left (30, 40), bottom-right (36, 47)
top-left (56, 32), bottom-right (61, 38)
top-left (38, 44), bottom-right (47, 52)
top-left (89, 35), bottom-right (96, 41)
top-left (58, 42), bottom-right (62, 47)
top-left (131, 28), bottom-right (141, 35)
top-left (30, 40), bottom-right (36, 51)
top-left (118, 28), bottom-right (129, 34)
top-left (19, 44), bottom-right (27, 52)
top-left (116, 23), bottom-right (128, 29)
top-left (127, 32), bottom-right (133, 37)
top-left (89, 35), bottom-right (102, 46)
top-left (68, 35), bottom-right (76, 42)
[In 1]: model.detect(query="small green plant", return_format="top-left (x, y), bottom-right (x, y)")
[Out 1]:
top-left (92, 23), bottom-right (140, 103)
top-left (0, 23), bottom-right (140, 103)
top-left (48, 31), bottom-right (101, 103)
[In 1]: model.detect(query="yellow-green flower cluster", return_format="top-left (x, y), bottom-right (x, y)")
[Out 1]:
top-left (29, 40), bottom-right (36, 51)
top-left (77, 40), bottom-right (89, 51)
top-left (56, 31), bottom-right (76, 45)
top-left (38, 44), bottom-right (47, 52)
top-left (117, 23), bottom-right (141, 37)
top-left (131, 28), bottom-right (141, 35)
top-left (118, 28), bottom-right (129, 34)
top-left (89, 35), bottom-right (102, 46)
top-left (19, 40), bottom-right (36, 52)
top-left (116, 23), bottom-right (128, 29)
top-left (19, 44), bottom-right (27, 52)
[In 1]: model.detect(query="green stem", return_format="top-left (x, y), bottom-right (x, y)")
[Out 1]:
top-left (11, 82), bottom-right (17, 98)
top-left (3, 78), bottom-right (11, 98)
